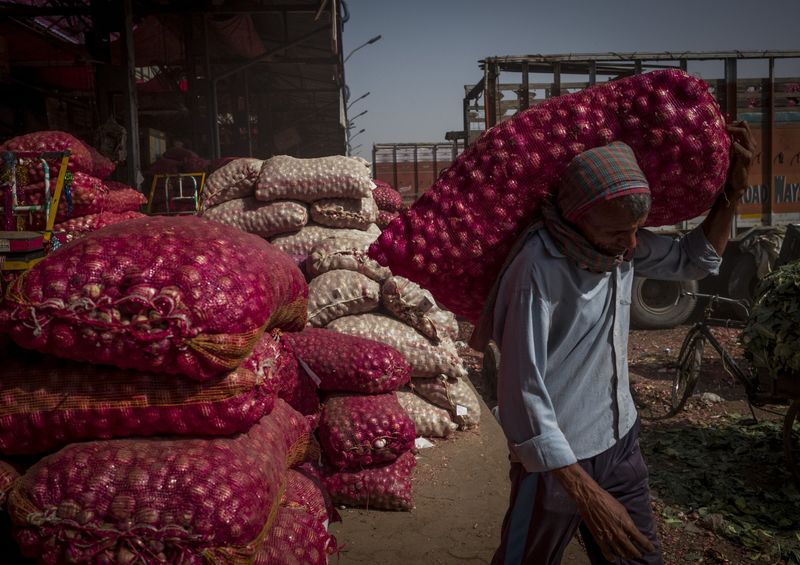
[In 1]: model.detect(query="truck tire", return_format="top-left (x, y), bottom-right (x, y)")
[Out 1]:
top-left (630, 277), bottom-right (698, 330)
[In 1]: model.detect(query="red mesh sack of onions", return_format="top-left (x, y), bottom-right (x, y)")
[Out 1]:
top-left (372, 181), bottom-right (404, 212)
top-left (377, 209), bottom-right (400, 230)
top-left (318, 393), bottom-right (416, 470)
top-left (86, 144), bottom-right (115, 179)
top-left (319, 450), bottom-right (416, 511)
top-left (0, 131), bottom-right (94, 182)
top-left (105, 187), bottom-right (146, 213)
top-left (0, 461), bottom-right (18, 508)
top-left (244, 332), bottom-right (321, 416)
top-left (0, 345), bottom-right (278, 456)
top-left (282, 468), bottom-right (337, 526)
top-left (368, 70), bottom-right (731, 320)
top-left (0, 216), bottom-right (309, 381)
top-left (282, 327), bottom-right (411, 393)
top-left (20, 171), bottom-right (108, 225)
top-left (54, 211), bottom-right (146, 243)
top-left (254, 506), bottom-right (338, 565)
top-left (7, 399), bottom-right (313, 564)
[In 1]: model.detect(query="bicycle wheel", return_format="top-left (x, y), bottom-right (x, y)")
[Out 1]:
top-left (784, 398), bottom-right (800, 488)
top-left (671, 330), bottom-right (705, 415)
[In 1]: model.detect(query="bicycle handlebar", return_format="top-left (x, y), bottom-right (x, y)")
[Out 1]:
top-left (681, 291), bottom-right (752, 315)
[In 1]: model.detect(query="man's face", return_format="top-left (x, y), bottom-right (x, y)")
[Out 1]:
top-left (573, 198), bottom-right (649, 256)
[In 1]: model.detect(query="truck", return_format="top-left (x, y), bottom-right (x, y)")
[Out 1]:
top-left (375, 50), bottom-right (800, 329)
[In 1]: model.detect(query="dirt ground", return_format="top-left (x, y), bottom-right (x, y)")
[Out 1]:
top-left (330, 325), bottom-right (799, 565)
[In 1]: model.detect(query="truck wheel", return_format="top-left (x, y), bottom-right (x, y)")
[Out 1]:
top-left (630, 277), bottom-right (698, 329)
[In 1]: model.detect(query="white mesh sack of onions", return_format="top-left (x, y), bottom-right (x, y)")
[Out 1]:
top-left (53, 210), bottom-right (145, 244)
top-left (307, 269), bottom-right (381, 327)
top-left (380, 276), bottom-right (460, 344)
top-left (270, 223), bottom-right (381, 257)
top-left (317, 450), bottom-right (416, 511)
top-left (327, 313), bottom-right (468, 380)
top-left (202, 197), bottom-right (309, 238)
top-left (270, 223), bottom-right (381, 266)
top-left (318, 392), bottom-right (416, 470)
top-left (201, 157), bottom-right (264, 209)
top-left (281, 327), bottom-right (411, 394)
top-left (0, 341), bottom-right (285, 456)
top-left (0, 130), bottom-right (94, 182)
top-left (0, 216), bottom-right (309, 381)
top-left (310, 195), bottom-right (379, 230)
top-left (368, 70), bottom-right (732, 321)
top-left (396, 389), bottom-right (458, 438)
top-left (408, 375), bottom-right (481, 430)
top-left (243, 331), bottom-right (321, 417)
top-left (306, 232), bottom-right (391, 283)
top-left (255, 155), bottom-right (375, 203)
top-left (6, 399), bottom-right (314, 564)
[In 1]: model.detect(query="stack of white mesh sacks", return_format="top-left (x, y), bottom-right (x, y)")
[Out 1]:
top-left (201, 155), bottom-right (481, 440)
top-left (200, 155), bottom-right (380, 264)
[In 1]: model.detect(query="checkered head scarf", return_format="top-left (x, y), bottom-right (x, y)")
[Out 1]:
top-left (542, 141), bottom-right (651, 272)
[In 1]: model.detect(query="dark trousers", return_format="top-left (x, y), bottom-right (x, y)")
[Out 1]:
top-left (492, 421), bottom-right (663, 565)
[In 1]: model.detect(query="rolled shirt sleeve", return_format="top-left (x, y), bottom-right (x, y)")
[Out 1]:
top-left (633, 226), bottom-right (722, 280)
top-left (494, 283), bottom-right (578, 473)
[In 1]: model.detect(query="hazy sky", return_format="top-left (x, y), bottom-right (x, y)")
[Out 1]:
top-left (340, 0), bottom-right (800, 160)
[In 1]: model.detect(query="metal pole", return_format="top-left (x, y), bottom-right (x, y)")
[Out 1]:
top-left (204, 16), bottom-right (220, 159)
top-left (392, 145), bottom-right (398, 191)
top-left (521, 61), bottom-right (530, 110)
top-left (463, 97), bottom-right (470, 147)
top-left (371, 145), bottom-right (377, 179)
top-left (432, 144), bottom-right (438, 185)
top-left (552, 62), bottom-right (561, 98)
top-left (765, 57), bottom-right (775, 226)
top-left (485, 62), bottom-right (498, 127)
top-left (588, 60), bottom-right (597, 86)
top-left (725, 57), bottom-right (739, 237)
top-left (244, 69), bottom-right (253, 157)
top-left (122, 0), bottom-right (140, 188)
top-left (413, 145), bottom-right (419, 199)
top-left (724, 57), bottom-right (738, 121)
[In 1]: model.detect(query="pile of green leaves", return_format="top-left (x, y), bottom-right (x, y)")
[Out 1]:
top-left (741, 259), bottom-right (800, 379)
top-left (642, 415), bottom-right (800, 563)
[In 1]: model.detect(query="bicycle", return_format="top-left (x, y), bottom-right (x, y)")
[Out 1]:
top-left (666, 291), bottom-right (800, 485)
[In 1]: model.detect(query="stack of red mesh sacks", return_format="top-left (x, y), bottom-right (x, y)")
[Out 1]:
top-left (373, 179), bottom-right (405, 229)
top-left (0, 131), bottom-right (145, 243)
top-left (0, 216), bottom-right (340, 564)
top-left (275, 327), bottom-right (418, 511)
top-left (368, 70), bottom-right (732, 321)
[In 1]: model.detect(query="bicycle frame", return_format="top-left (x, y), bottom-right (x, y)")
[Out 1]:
top-left (681, 322), bottom-right (759, 400)
top-left (678, 291), bottom-right (786, 407)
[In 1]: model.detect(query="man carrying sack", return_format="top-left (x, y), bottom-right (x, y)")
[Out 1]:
top-left (474, 123), bottom-right (755, 564)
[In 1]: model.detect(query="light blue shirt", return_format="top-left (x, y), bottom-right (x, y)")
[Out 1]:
top-left (493, 227), bottom-right (722, 472)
